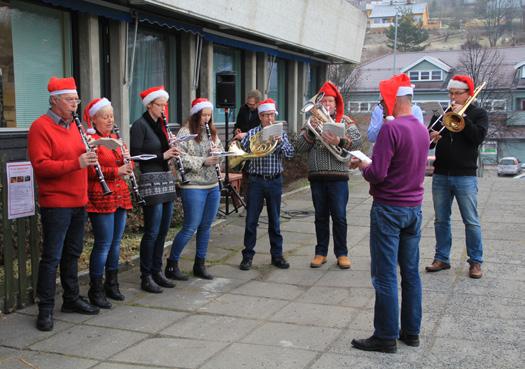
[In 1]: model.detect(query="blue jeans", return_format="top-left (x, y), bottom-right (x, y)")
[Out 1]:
top-left (140, 201), bottom-right (174, 276)
top-left (310, 180), bottom-right (349, 257)
top-left (37, 207), bottom-right (87, 311)
top-left (88, 208), bottom-right (127, 278)
top-left (370, 202), bottom-right (422, 340)
top-left (169, 186), bottom-right (220, 260)
top-left (432, 174), bottom-right (483, 265)
top-left (242, 175), bottom-right (283, 259)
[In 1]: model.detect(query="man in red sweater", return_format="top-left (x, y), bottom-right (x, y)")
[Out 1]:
top-left (28, 76), bottom-right (100, 332)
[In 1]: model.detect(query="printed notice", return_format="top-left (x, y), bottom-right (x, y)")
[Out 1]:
top-left (7, 161), bottom-right (35, 219)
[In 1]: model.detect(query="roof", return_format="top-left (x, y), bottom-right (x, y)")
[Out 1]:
top-left (369, 3), bottom-right (427, 18)
top-left (401, 56), bottom-right (452, 73)
top-left (353, 46), bottom-right (525, 92)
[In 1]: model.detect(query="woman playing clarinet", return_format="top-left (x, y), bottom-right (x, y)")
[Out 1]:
top-left (84, 98), bottom-right (132, 308)
top-left (165, 98), bottom-right (223, 281)
top-left (130, 86), bottom-right (179, 293)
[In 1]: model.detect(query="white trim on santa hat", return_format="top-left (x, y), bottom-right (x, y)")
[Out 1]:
top-left (258, 102), bottom-right (278, 115)
top-left (447, 79), bottom-right (469, 90)
top-left (190, 101), bottom-right (213, 116)
top-left (142, 89), bottom-right (169, 107)
top-left (396, 86), bottom-right (414, 96)
top-left (50, 89), bottom-right (77, 96)
top-left (89, 98), bottom-right (111, 118)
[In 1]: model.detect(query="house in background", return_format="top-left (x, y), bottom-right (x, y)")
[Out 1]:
top-left (348, 46), bottom-right (525, 162)
top-left (366, 1), bottom-right (438, 31)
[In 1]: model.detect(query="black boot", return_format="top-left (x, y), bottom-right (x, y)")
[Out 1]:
top-left (193, 257), bottom-right (213, 280)
top-left (165, 259), bottom-right (189, 281)
top-left (88, 277), bottom-right (112, 309)
top-left (141, 275), bottom-right (163, 294)
top-left (36, 309), bottom-right (54, 331)
top-left (104, 270), bottom-right (125, 301)
top-left (152, 271), bottom-right (175, 288)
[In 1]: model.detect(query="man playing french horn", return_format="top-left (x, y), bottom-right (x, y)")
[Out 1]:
top-left (296, 81), bottom-right (362, 269)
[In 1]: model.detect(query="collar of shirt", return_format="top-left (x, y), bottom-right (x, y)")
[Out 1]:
top-left (47, 109), bottom-right (71, 129)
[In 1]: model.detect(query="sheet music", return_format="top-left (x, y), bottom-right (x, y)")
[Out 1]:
top-left (262, 122), bottom-right (283, 141)
top-left (130, 154), bottom-right (157, 161)
top-left (322, 122), bottom-right (345, 138)
top-left (349, 150), bottom-right (372, 164)
top-left (91, 137), bottom-right (122, 150)
top-left (210, 151), bottom-right (237, 157)
top-left (173, 134), bottom-right (197, 143)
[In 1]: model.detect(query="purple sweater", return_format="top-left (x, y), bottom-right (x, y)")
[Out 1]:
top-left (362, 115), bottom-right (429, 207)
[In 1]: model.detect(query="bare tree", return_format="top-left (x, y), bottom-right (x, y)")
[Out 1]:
top-left (327, 63), bottom-right (362, 106)
top-left (477, 0), bottom-right (518, 47)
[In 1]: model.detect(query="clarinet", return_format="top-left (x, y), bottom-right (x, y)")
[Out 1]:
top-left (160, 112), bottom-right (189, 185)
top-left (72, 112), bottom-right (112, 196)
top-left (112, 124), bottom-right (146, 206)
top-left (205, 122), bottom-right (223, 190)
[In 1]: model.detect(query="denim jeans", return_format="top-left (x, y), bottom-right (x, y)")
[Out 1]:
top-left (242, 175), bottom-right (283, 259)
top-left (88, 208), bottom-right (127, 278)
top-left (432, 174), bottom-right (483, 265)
top-left (169, 186), bottom-right (220, 261)
top-left (370, 202), bottom-right (422, 340)
top-left (140, 201), bottom-right (174, 276)
top-left (310, 180), bottom-right (349, 257)
top-left (37, 207), bottom-right (87, 311)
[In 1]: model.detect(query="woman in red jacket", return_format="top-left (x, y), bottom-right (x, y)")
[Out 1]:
top-left (84, 98), bottom-right (133, 309)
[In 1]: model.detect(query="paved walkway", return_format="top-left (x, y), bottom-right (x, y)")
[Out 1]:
top-left (1, 174), bottom-right (524, 369)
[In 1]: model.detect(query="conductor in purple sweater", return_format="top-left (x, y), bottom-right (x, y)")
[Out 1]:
top-left (351, 74), bottom-right (429, 353)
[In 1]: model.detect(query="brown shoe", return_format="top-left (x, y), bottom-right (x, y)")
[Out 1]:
top-left (310, 255), bottom-right (327, 268)
top-left (425, 260), bottom-right (451, 273)
top-left (337, 256), bottom-right (351, 269)
top-left (469, 263), bottom-right (482, 279)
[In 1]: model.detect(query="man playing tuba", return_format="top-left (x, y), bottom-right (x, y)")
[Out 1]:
top-left (296, 81), bottom-right (362, 269)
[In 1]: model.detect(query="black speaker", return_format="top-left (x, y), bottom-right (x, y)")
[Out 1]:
top-left (216, 71), bottom-right (236, 108)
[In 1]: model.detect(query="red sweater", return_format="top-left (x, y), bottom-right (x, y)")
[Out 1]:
top-left (28, 115), bottom-right (88, 207)
top-left (87, 132), bottom-right (132, 213)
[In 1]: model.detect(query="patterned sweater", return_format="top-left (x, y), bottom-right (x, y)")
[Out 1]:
top-left (295, 116), bottom-right (362, 181)
top-left (177, 126), bottom-right (224, 189)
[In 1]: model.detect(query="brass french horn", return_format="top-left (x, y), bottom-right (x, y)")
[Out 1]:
top-left (227, 130), bottom-right (280, 169)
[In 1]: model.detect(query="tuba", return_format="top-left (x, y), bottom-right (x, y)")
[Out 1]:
top-left (301, 92), bottom-right (352, 162)
top-left (228, 130), bottom-right (280, 169)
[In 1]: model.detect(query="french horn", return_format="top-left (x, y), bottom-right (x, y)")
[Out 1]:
top-left (227, 129), bottom-right (280, 169)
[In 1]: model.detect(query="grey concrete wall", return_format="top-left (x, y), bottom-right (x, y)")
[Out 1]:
top-left (78, 16), bottom-right (101, 104)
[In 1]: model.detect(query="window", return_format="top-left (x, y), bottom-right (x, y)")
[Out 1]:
top-left (267, 57), bottom-right (286, 120)
top-left (521, 67), bottom-right (525, 79)
top-left (349, 101), bottom-right (375, 113)
top-left (520, 99), bottom-right (525, 111)
top-left (420, 71), bottom-right (430, 81)
top-left (128, 27), bottom-right (178, 123)
top-left (409, 71), bottom-right (419, 81)
top-left (431, 70), bottom-right (442, 80)
top-left (409, 70), bottom-right (443, 81)
top-left (305, 63), bottom-right (319, 102)
top-left (482, 99), bottom-right (507, 112)
top-left (212, 45), bottom-right (241, 123)
top-left (0, 0), bottom-right (72, 129)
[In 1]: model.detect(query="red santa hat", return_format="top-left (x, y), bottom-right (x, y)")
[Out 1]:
top-left (140, 86), bottom-right (169, 107)
top-left (47, 76), bottom-right (77, 96)
top-left (447, 75), bottom-right (474, 96)
top-left (190, 97), bottom-right (214, 116)
top-left (319, 81), bottom-right (344, 122)
top-left (258, 98), bottom-right (279, 115)
top-left (83, 98), bottom-right (112, 129)
top-left (379, 73), bottom-right (414, 121)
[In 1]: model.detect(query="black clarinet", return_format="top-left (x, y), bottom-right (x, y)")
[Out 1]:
top-left (160, 112), bottom-right (189, 184)
top-left (72, 112), bottom-right (112, 196)
top-left (112, 124), bottom-right (146, 206)
top-left (205, 122), bottom-right (223, 190)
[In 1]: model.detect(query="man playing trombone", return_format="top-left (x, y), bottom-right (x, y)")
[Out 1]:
top-left (426, 75), bottom-right (488, 279)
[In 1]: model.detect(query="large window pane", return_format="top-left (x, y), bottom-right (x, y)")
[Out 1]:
top-left (0, 0), bottom-right (72, 129)
top-left (267, 58), bottom-right (286, 119)
top-left (212, 45), bottom-right (241, 123)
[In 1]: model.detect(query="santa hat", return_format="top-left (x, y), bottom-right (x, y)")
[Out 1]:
top-left (258, 98), bottom-right (279, 115)
top-left (48, 76), bottom-right (77, 96)
top-left (190, 97), bottom-right (213, 116)
top-left (379, 73), bottom-right (414, 121)
top-left (319, 81), bottom-right (344, 122)
top-left (447, 75), bottom-right (474, 96)
top-left (140, 86), bottom-right (169, 107)
top-left (83, 98), bottom-right (112, 129)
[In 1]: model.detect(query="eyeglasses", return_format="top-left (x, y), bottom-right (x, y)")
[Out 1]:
top-left (153, 102), bottom-right (168, 108)
top-left (448, 91), bottom-right (468, 97)
top-left (62, 97), bottom-right (81, 104)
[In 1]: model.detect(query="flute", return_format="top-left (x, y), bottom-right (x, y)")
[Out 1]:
top-left (112, 124), bottom-right (146, 206)
top-left (72, 112), bottom-right (112, 196)
top-left (160, 112), bottom-right (189, 185)
top-left (204, 122), bottom-right (223, 190)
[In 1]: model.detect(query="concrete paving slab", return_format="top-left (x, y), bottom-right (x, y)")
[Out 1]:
top-left (206, 263), bottom-right (262, 280)
top-left (0, 351), bottom-right (97, 369)
top-left (270, 302), bottom-right (359, 328)
top-left (182, 276), bottom-right (247, 294)
top-left (133, 287), bottom-right (220, 312)
top-left (229, 280), bottom-right (305, 300)
top-left (315, 270), bottom-right (372, 288)
top-left (264, 268), bottom-right (325, 286)
top-left (92, 364), bottom-right (171, 369)
top-left (200, 293), bottom-right (289, 319)
top-left (297, 286), bottom-right (353, 305)
top-left (310, 352), bottom-right (420, 369)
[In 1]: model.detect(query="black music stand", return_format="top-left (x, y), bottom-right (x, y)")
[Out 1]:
top-left (219, 107), bottom-right (246, 216)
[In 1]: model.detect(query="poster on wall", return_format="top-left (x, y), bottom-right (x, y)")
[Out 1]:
top-left (6, 161), bottom-right (35, 219)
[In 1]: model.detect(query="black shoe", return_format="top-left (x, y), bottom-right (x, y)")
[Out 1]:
top-left (152, 272), bottom-right (175, 288)
top-left (36, 310), bottom-right (54, 331)
top-left (165, 259), bottom-right (189, 281)
top-left (351, 336), bottom-right (397, 353)
top-left (104, 270), bottom-right (125, 301)
top-left (88, 277), bottom-right (112, 309)
top-left (239, 257), bottom-right (252, 271)
top-left (141, 275), bottom-right (163, 293)
top-left (61, 296), bottom-right (100, 315)
top-left (271, 256), bottom-right (290, 269)
top-left (399, 332), bottom-right (420, 347)
top-left (193, 257), bottom-right (214, 280)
